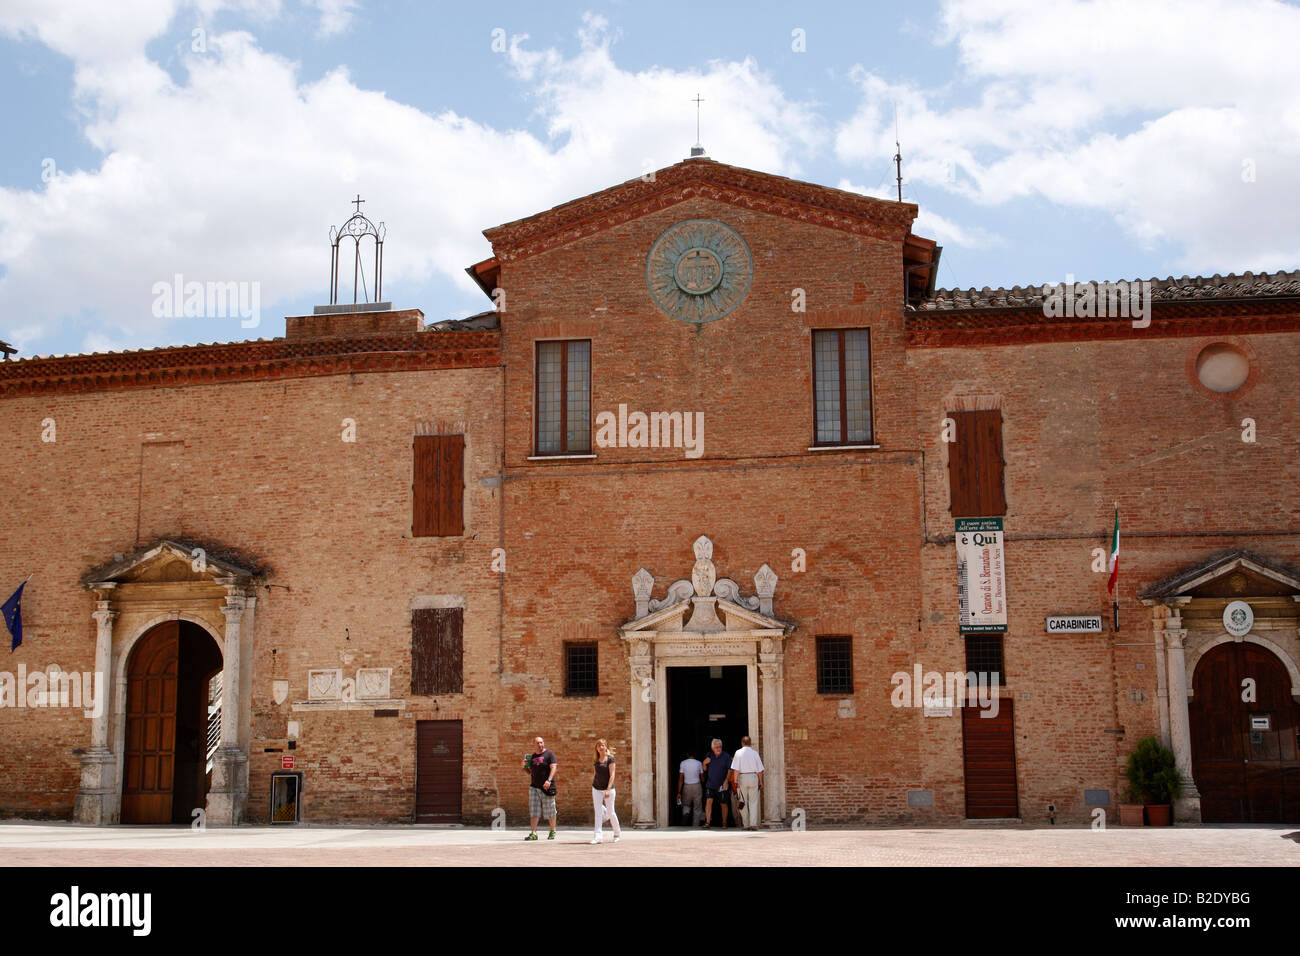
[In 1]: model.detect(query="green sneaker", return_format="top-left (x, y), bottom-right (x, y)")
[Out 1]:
top-left (525, 832), bottom-right (538, 841)
top-left (547, 830), bottom-right (556, 840)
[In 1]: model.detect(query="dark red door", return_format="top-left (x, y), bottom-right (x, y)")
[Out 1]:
top-left (963, 699), bottom-right (1018, 819)
top-left (1190, 641), bottom-right (1300, 823)
top-left (415, 720), bottom-right (463, 822)
top-left (122, 622), bottom-right (179, 824)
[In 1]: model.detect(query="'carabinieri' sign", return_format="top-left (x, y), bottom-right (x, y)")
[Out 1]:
top-left (956, 518), bottom-right (1007, 633)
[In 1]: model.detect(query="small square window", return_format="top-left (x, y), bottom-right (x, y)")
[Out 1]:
top-left (816, 636), bottom-right (853, 694)
top-left (964, 634), bottom-right (1006, 686)
top-left (564, 643), bottom-right (599, 697)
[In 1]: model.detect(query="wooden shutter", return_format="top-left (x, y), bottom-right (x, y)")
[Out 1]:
top-left (975, 410), bottom-right (1007, 516)
top-left (947, 410), bottom-right (1006, 517)
top-left (413, 434), bottom-right (465, 536)
top-left (412, 608), bottom-right (463, 696)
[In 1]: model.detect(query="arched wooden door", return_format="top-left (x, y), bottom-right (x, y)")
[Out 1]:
top-left (121, 622), bottom-right (180, 824)
top-left (1190, 641), bottom-right (1300, 823)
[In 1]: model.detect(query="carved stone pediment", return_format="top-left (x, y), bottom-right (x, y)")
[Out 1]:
top-left (621, 537), bottom-right (790, 638)
top-left (84, 539), bottom-right (261, 593)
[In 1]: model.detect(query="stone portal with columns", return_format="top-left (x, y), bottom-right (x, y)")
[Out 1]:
top-left (1140, 550), bottom-right (1300, 824)
top-left (74, 540), bottom-right (262, 826)
top-left (618, 536), bottom-right (793, 828)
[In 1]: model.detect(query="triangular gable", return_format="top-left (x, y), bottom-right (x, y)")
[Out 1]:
top-left (480, 158), bottom-right (921, 263)
top-left (1140, 549), bottom-right (1300, 601)
top-left (83, 539), bottom-right (262, 588)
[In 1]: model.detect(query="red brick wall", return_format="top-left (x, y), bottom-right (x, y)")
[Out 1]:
top-left (1, 180), bottom-right (1297, 828)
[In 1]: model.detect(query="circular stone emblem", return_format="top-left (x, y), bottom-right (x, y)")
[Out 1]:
top-left (647, 219), bottom-right (752, 323)
top-left (1223, 600), bottom-right (1254, 637)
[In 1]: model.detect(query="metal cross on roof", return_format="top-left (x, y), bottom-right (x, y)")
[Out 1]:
top-left (352, 194), bottom-right (365, 213)
top-left (692, 94), bottom-right (704, 145)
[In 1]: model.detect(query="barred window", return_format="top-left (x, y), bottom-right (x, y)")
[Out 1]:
top-left (536, 340), bottom-right (591, 455)
top-left (964, 634), bottom-right (1006, 686)
top-left (812, 329), bottom-right (872, 446)
top-left (564, 643), bottom-right (599, 697)
top-left (816, 636), bottom-right (854, 694)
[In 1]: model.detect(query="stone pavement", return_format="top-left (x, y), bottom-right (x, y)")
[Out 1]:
top-left (1, 822), bottom-right (1296, 866)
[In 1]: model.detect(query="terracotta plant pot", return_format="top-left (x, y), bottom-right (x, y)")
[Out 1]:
top-left (1119, 804), bottom-right (1146, 826)
top-left (1145, 803), bottom-right (1172, 826)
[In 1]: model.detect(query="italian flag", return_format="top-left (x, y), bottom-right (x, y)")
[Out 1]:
top-left (1107, 506), bottom-right (1120, 597)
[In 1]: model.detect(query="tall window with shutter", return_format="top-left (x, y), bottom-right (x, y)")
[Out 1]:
top-left (947, 409), bottom-right (1007, 517)
top-left (535, 340), bottom-right (591, 455)
top-left (413, 434), bottom-right (464, 536)
top-left (411, 607), bottom-right (463, 695)
top-left (812, 328), bottom-right (873, 446)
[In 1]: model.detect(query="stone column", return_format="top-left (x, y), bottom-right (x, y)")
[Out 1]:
top-left (629, 643), bottom-right (655, 827)
top-left (1153, 613), bottom-right (1170, 749)
top-left (1163, 620), bottom-right (1201, 823)
top-left (759, 639), bottom-right (786, 828)
top-left (73, 597), bottom-right (118, 824)
top-left (206, 590), bottom-right (249, 826)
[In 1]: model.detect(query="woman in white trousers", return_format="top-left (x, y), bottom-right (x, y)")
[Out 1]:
top-left (590, 738), bottom-right (622, 844)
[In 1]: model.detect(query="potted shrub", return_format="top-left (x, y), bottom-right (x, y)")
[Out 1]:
top-left (1118, 788), bottom-right (1146, 827)
top-left (1125, 736), bottom-right (1181, 826)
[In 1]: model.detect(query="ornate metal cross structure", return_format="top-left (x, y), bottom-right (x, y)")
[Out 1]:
top-left (329, 197), bottom-right (386, 307)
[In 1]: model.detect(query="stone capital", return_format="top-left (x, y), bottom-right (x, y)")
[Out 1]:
top-left (1164, 627), bottom-right (1188, 649)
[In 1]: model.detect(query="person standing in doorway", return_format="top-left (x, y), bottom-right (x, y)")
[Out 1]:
top-left (677, 749), bottom-right (704, 826)
top-left (590, 738), bottom-right (621, 845)
top-left (525, 735), bottom-right (558, 841)
top-left (729, 736), bottom-right (764, 830)
top-left (701, 738), bottom-right (732, 829)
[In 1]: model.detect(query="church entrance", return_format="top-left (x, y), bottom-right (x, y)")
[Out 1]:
top-left (121, 620), bottom-right (223, 824)
top-left (1190, 641), bottom-right (1300, 823)
top-left (665, 665), bottom-right (748, 827)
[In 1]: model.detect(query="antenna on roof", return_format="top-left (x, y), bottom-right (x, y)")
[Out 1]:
top-left (690, 93), bottom-right (706, 158)
top-left (893, 105), bottom-right (903, 203)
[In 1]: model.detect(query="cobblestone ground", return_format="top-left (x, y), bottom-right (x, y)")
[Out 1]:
top-left (1, 822), bottom-right (1296, 866)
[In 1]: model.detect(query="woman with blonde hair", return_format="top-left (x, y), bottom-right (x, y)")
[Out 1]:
top-left (590, 738), bottom-right (622, 844)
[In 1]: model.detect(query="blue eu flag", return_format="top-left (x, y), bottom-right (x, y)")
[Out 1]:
top-left (2, 580), bottom-right (26, 652)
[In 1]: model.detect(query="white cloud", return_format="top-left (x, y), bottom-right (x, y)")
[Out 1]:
top-left (835, 0), bottom-right (1300, 273)
top-left (0, 4), bottom-right (824, 355)
top-left (838, 179), bottom-right (1000, 251)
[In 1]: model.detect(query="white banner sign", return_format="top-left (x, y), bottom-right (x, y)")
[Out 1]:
top-left (956, 518), bottom-right (1007, 633)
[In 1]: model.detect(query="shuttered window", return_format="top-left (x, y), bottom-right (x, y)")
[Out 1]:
top-left (535, 340), bottom-right (592, 455)
top-left (812, 328), bottom-right (873, 446)
top-left (412, 607), bottom-right (464, 695)
top-left (413, 434), bottom-right (464, 536)
top-left (947, 410), bottom-right (1007, 517)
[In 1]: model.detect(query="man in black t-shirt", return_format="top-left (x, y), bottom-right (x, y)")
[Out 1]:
top-left (525, 736), bottom-right (558, 840)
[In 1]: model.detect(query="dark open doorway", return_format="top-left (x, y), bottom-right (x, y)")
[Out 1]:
top-left (666, 665), bottom-right (748, 827)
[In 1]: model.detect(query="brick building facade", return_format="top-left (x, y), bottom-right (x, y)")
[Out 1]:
top-left (1, 157), bottom-right (1297, 827)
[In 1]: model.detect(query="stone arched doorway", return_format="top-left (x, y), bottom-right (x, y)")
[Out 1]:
top-left (121, 620), bottom-right (223, 824)
top-left (1190, 640), bottom-right (1300, 823)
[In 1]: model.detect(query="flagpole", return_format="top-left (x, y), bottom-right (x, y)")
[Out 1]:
top-left (1112, 501), bottom-right (1119, 633)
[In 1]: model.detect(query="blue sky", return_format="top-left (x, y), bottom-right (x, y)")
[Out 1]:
top-left (1, 0), bottom-right (1297, 357)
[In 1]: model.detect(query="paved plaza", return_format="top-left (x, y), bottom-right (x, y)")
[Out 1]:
top-left (1, 822), bottom-right (1295, 866)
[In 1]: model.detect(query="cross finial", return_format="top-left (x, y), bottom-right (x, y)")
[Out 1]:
top-left (352, 194), bottom-right (365, 214)
top-left (692, 93), bottom-right (704, 145)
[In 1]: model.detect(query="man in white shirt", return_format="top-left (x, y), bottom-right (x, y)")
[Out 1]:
top-left (677, 750), bottom-right (705, 826)
top-left (728, 736), bottom-right (764, 830)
